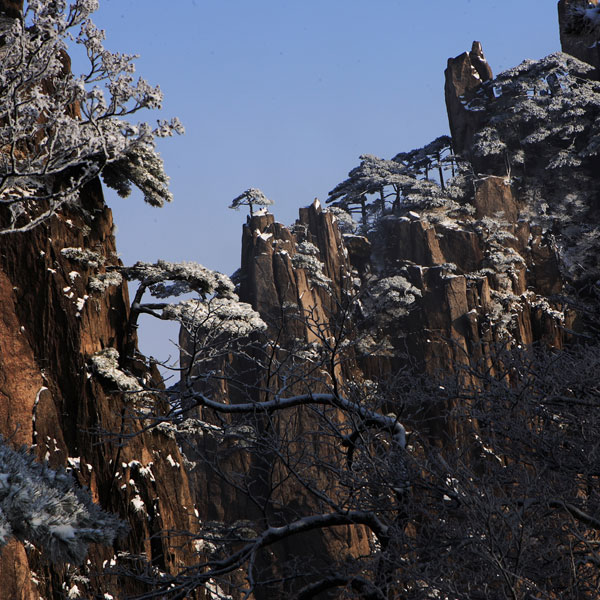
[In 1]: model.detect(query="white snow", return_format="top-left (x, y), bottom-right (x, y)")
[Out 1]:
top-left (130, 495), bottom-right (146, 514)
top-left (89, 348), bottom-right (142, 393)
top-left (67, 457), bottom-right (81, 470)
top-left (166, 454), bottom-right (180, 468)
top-left (51, 524), bottom-right (76, 541)
top-left (67, 585), bottom-right (81, 599)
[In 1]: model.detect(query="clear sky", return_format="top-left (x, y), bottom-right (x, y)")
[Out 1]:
top-left (80, 1), bottom-right (561, 363)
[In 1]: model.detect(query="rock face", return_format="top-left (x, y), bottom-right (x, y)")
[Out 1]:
top-left (0, 1), bottom-right (597, 598)
top-left (0, 182), bottom-right (200, 597)
top-left (0, 0), bottom-right (21, 19)
top-left (181, 160), bottom-right (572, 597)
top-left (0, 3), bottom-right (201, 595)
top-left (558, 0), bottom-right (600, 73)
top-left (182, 203), bottom-right (371, 598)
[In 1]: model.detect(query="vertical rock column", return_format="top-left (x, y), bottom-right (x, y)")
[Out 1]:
top-left (444, 41), bottom-right (493, 155)
top-left (558, 0), bottom-right (600, 73)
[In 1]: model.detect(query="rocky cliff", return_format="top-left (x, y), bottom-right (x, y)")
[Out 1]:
top-left (0, 180), bottom-right (203, 599)
top-left (0, 4), bottom-right (201, 595)
top-left (1, 0), bottom-right (599, 598)
top-left (177, 2), bottom-right (600, 597)
top-left (558, 0), bottom-right (600, 73)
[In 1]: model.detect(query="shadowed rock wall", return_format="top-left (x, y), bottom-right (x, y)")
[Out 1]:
top-left (558, 0), bottom-right (600, 73)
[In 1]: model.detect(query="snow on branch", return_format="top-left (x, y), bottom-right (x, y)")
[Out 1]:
top-left (178, 391), bottom-right (406, 451)
top-left (0, 439), bottom-right (126, 564)
top-left (369, 275), bottom-right (422, 319)
top-left (468, 52), bottom-right (598, 163)
top-left (0, 0), bottom-right (182, 231)
top-left (291, 241), bottom-right (332, 290)
top-left (163, 297), bottom-right (267, 336)
top-left (90, 347), bottom-right (141, 393)
top-left (121, 260), bottom-right (236, 299)
top-left (326, 140), bottom-right (457, 230)
top-left (121, 260), bottom-right (266, 350)
top-left (229, 188), bottom-right (273, 217)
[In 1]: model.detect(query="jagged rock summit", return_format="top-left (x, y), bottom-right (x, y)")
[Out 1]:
top-left (444, 40), bottom-right (493, 154)
top-left (177, 4), bottom-right (600, 596)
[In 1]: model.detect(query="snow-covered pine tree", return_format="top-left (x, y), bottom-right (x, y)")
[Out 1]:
top-left (120, 260), bottom-right (265, 360)
top-left (466, 52), bottom-right (600, 279)
top-left (467, 52), bottom-right (600, 170)
top-left (229, 188), bottom-right (273, 217)
top-left (326, 154), bottom-right (415, 225)
top-left (326, 148), bottom-right (455, 228)
top-left (0, 440), bottom-right (126, 564)
top-left (393, 135), bottom-right (454, 190)
top-left (0, 0), bottom-right (183, 233)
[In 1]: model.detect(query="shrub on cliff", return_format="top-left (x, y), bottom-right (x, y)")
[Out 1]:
top-left (0, 440), bottom-right (126, 564)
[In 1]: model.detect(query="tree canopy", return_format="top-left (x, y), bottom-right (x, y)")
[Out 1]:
top-left (0, 0), bottom-right (182, 232)
top-left (229, 188), bottom-right (273, 216)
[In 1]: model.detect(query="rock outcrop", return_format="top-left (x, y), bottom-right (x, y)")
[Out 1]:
top-left (558, 0), bottom-right (600, 73)
top-left (182, 203), bottom-right (371, 598)
top-left (444, 41), bottom-right (493, 155)
top-left (0, 2), bottom-right (202, 595)
top-left (177, 12), bottom-right (599, 597)
top-left (1, 0), bottom-right (597, 598)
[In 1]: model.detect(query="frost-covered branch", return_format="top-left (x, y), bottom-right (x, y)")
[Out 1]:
top-left (0, 1), bottom-right (182, 231)
top-left (229, 188), bottom-right (273, 217)
top-left (0, 439), bottom-right (126, 564)
top-left (120, 260), bottom-right (265, 359)
top-left (177, 390), bottom-right (407, 450)
top-left (327, 142), bottom-right (455, 229)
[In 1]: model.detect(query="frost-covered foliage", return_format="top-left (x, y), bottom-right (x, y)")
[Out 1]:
top-left (468, 53), bottom-right (599, 167)
top-left (393, 135), bottom-right (454, 188)
top-left (122, 260), bottom-right (235, 299)
top-left (90, 348), bottom-right (141, 392)
top-left (327, 154), bottom-right (414, 222)
top-left (327, 138), bottom-right (458, 230)
top-left (545, 188), bottom-right (600, 279)
top-left (61, 247), bottom-right (105, 268)
top-left (88, 270), bottom-right (123, 293)
top-left (291, 241), bottom-right (332, 289)
top-left (368, 275), bottom-right (421, 320)
top-left (0, 439), bottom-right (125, 563)
top-left (473, 217), bottom-right (525, 295)
top-left (122, 260), bottom-right (265, 342)
top-left (326, 206), bottom-right (357, 234)
top-left (465, 52), bottom-right (600, 280)
top-left (0, 1), bottom-right (182, 233)
top-left (163, 297), bottom-right (266, 336)
top-left (229, 188), bottom-right (273, 216)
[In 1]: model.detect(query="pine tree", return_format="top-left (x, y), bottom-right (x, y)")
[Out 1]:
top-left (0, 440), bottom-right (126, 564)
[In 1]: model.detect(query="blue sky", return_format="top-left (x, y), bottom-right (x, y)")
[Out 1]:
top-left (82, 1), bottom-right (560, 362)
